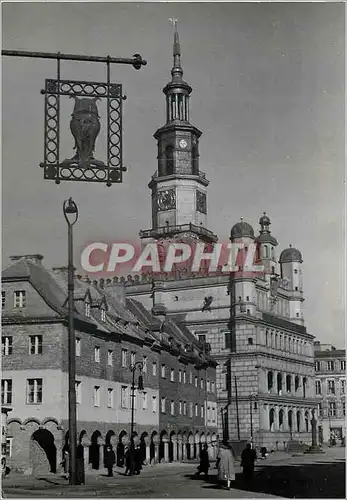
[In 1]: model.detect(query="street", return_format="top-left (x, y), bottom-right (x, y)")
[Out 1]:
top-left (2, 446), bottom-right (345, 498)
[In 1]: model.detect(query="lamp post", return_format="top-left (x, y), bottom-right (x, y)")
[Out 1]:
top-left (234, 376), bottom-right (240, 440)
top-left (63, 197), bottom-right (79, 486)
top-left (249, 393), bottom-right (257, 443)
top-left (130, 362), bottom-right (144, 441)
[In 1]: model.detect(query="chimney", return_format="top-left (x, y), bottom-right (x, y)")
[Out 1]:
top-left (10, 254), bottom-right (44, 265)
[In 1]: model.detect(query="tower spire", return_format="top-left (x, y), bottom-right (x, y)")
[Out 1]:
top-left (169, 18), bottom-right (183, 81)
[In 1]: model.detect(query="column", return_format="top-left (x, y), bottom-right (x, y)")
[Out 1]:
top-left (163, 439), bottom-right (169, 463)
top-left (189, 442), bottom-right (194, 459)
top-left (98, 439), bottom-right (105, 471)
top-left (195, 442), bottom-right (200, 460)
top-left (273, 371), bottom-right (278, 395)
top-left (172, 437), bottom-right (178, 462)
top-left (83, 442), bottom-right (91, 471)
top-left (274, 407), bottom-right (279, 432)
top-left (259, 403), bottom-right (266, 431)
top-left (182, 438), bottom-right (187, 460)
top-left (144, 436), bottom-right (150, 465)
top-left (177, 437), bottom-right (183, 461)
top-left (283, 407), bottom-right (289, 432)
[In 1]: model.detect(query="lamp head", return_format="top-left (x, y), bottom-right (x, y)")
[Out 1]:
top-left (63, 197), bottom-right (79, 225)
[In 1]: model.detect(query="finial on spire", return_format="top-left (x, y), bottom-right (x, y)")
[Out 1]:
top-left (240, 216), bottom-right (244, 222)
top-left (169, 18), bottom-right (180, 56)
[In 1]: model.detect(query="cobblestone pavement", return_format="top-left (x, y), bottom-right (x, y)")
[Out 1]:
top-left (2, 446), bottom-right (345, 498)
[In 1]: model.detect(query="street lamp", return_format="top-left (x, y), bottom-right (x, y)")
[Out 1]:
top-left (130, 362), bottom-right (144, 441)
top-left (63, 197), bottom-right (79, 486)
top-left (249, 393), bottom-right (257, 444)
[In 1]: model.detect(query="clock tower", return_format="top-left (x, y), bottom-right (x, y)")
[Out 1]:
top-left (140, 22), bottom-right (217, 245)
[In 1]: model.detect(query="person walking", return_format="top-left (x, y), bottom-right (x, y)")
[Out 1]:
top-left (216, 443), bottom-right (235, 489)
top-left (104, 445), bottom-right (116, 477)
top-left (61, 445), bottom-right (70, 480)
top-left (195, 444), bottom-right (210, 480)
top-left (125, 442), bottom-right (135, 476)
top-left (134, 445), bottom-right (142, 475)
top-left (241, 443), bottom-right (257, 484)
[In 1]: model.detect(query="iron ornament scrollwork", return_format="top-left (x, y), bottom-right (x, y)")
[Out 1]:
top-left (157, 189), bottom-right (176, 211)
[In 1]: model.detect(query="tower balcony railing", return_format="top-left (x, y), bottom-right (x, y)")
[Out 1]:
top-left (151, 170), bottom-right (206, 180)
top-left (139, 222), bottom-right (218, 242)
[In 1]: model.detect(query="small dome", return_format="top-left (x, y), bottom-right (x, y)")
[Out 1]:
top-left (279, 246), bottom-right (303, 263)
top-left (230, 218), bottom-right (255, 240)
top-left (259, 212), bottom-right (271, 226)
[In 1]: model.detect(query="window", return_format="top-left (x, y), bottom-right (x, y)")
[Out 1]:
top-left (108, 349), bottom-right (113, 366)
top-left (131, 352), bottom-right (136, 366)
top-left (122, 349), bottom-right (128, 367)
top-left (75, 337), bottom-right (81, 357)
top-left (343, 402), bottom-right (346, 417)
top-left (207, 380), bottom-right (211, 392)
top-left (341, 380), bottom-right (346, 394)
top-left (75, 381), bottom-right (82, 404)
top-left (248, 337), bottom-right (253, 345)
top-left (29, 335), bottom-right (42, 355)
top-left (1, 379), bottom-right (12, 405)
top-left (101, 309), bottom-right (106, 322)
top-left (2, 336), bottom-right (12, 356)
top-left (170, 401), bottom-right (175, 415)
top-left (294, 269), bottom-right (298, 274)
top-left (198, 334), bottom-right (206, 343)
top-left (84, 301), bottom-right (90, 318)
top-left (152, 362), bottom-right (157, 376)
top-left (246, 296), bottom-right (249, 301)
top-left (194, 376), bottom-right (198, 388)
top-left (195, 403), bottom-right (198, 417)
top-left (315, 361), bottom-right (321, 371)
top-left (327, 361), bottom-right (334, 371)
top-left (315, 380), bottom-right (321, 395)
top-left (27, 378), bottom-right (42, 404)
top-left (328, 402), bottom-right (337, 417)
top-left (247, 309), bottom-right (251, 315)
top-left (170, 369), bottom-right (175, 382)
top-left (179, 370), bottom-right (182, 383)
top-left (94, 346), bottom-right (100, 363)
top-left (142, 392), bottom-right (147, 410)
top-left (189, 402), bottom-right (193, 418)
top-left (142, 356), bottom-right (147, 373)
top-left (161, 364), bottom-right (166, 378)
top-left (340, 361), bottom-right (346, 371)
top-left (211, 381), bottom-right (215, 393)
top-left (121, 386), bottom-right (128, 408)
top-left (183, 401), bottom-right (187, 415)
top-left (201, 405), bottom-right (204, 418)
top-left (14, 290), bottom-right (26, 308)
top-left (200, 379), bottom-right (204, 390)
top-left (328, 380), bottom-right (335, 394)
top-left (161, 397), bottom-right (166, 413)
top-left (318, 403), bottom-right (323, 417)
top-left (183, 371), bottom-right (187, 384)
top-left (107, 388), bottom-right (114, 408)
top-left (179, 401), bottom-right (182, 414)
top-left (189, 371), bottom-right (193, 384)
top-left (93, 386), bottom-right (100, 407)
top-left (152, 395), bottom-right (157, 413)
top-left (2, 291), bottom-right (5, 309)
top-left (4, 438), bottom-right (12, 458)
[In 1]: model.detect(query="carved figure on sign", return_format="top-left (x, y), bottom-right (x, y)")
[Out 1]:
top-left (202, 296), bottom-right (213, 312)
top-left (66, 97), bottom-right (105, 167)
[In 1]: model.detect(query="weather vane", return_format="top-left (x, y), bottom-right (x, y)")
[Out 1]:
top-left (169, 17), bottom-right (178, 29)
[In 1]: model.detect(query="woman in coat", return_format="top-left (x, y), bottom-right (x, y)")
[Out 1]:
top-left (104, 445), bottom-right (116, 477)
top-left (216, 444), bottom-right (235, 489)
top-left (195, 444), bottom-right (210, 479)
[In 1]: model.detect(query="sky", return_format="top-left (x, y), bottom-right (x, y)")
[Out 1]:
top-left (2, 1), bottom-right (345, 347)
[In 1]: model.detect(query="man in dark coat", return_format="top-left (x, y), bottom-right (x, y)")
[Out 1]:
top-left (125, 442), bottom-right (135, 476)
top-left (241, 443), bottom-right (257, 483)
top-left (195, 444), bottom-right (210, 479)
top-left (104, 445), bottom-right (116, 477)
top-left (134, 445), bottom-right (142, 475)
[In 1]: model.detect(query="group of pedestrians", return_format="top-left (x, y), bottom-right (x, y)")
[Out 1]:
top-left (195, 442), bottom-right (257, 490)
top-left (104, 441), bottom-right (143, 477)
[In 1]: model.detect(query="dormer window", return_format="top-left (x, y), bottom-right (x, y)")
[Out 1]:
top-left (14, 290), bottom-right (26, 308)
top-left (101, 308), bottom-right (106, 322)
top-left (84, 301), bottom-right (91, 318)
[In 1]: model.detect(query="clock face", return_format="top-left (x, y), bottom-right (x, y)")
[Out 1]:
top-left (157, 189), bottom-right (176, 211)
top-left (179, 139), bottom-right (188, 149)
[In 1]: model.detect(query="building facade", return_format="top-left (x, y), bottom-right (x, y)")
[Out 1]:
top-left (1, 255), bottom-right (217, 474)
top-left (115, 27), bottom-right (318, 450)
top-left (314, 341), bottom-right (346, 444)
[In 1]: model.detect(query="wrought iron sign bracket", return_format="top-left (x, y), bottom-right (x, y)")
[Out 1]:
top-left (2, 50), bottom-right (147, 186)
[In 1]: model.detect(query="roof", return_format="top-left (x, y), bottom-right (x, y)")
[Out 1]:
top-left (230, 220), bottom-right (255, 240)
top-left (279, 247), bottom-right (303, 263)
top-left (315, 349), bottom-right (345, 359)
top-left (256, 233), bottom-right (278, 246)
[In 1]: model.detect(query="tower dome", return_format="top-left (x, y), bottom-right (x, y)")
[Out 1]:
top-left (279, 245), bottom-right (303, 263)
top-left (230, 218), bottom-right (255, 240)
